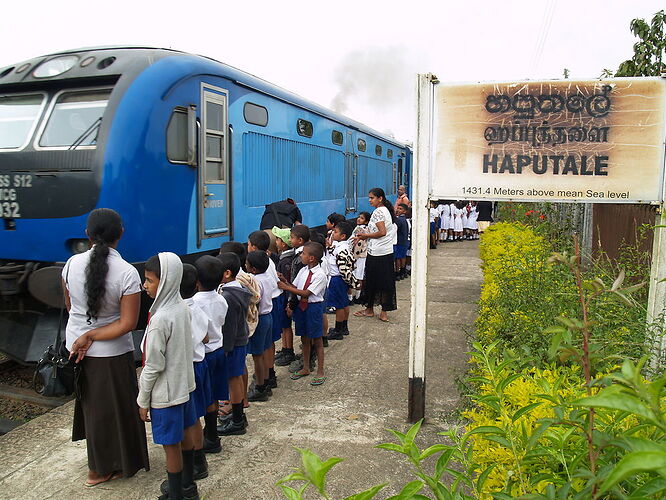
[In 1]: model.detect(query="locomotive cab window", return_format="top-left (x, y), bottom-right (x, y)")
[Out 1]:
top-left (0, 93), bottom-right (46, 150)
top-left (296, 118), bottom-right (313, 138)
top-left (204, 99), bottom-right (226, 183)
top-left (38, 88), bottom-right (111, 148)
top-left (387, 149), bottom-right (393, 159)
top-left (167, 107), bottom-right (188, 163)
top-left (375, 145), bottom-right (382, 156)
top-left (357, 139), bottom-right (366, 152)
top-left (331, 130), bottom-right (343, 145)
top-left (244, 102), bottom-right (268, 126)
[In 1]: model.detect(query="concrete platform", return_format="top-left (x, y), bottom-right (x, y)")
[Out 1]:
top-left (0, 240), bottom-right (481, 499)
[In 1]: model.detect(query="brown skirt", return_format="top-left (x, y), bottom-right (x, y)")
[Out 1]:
top-left (72, 351), bottom-right (150, 477)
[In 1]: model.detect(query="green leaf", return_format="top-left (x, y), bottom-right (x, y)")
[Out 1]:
top-left (573, 384), bottom-right (657, 421)
top-left (376, 443), bottom-right (406, 454)
top-left (390, 480), bottom-right (425, 499)
top-left (512, 402), bottom-right (543, 422)
top-left (548, 332), bottom-right (563, 359)
top-left (343, 483), bottom-right (389, 500)
top-left (419, 444), bottom-right (449, 460)
top-left (611, 269), bottom-right (625, 291)
top-left (435, 448), bottom-right (456, 479)
top-left (485, 435), bottom-right (513, 449)
top-left (279, 485), bottom-right (304, 500)
top-left (405, 419), bottom-right (423, 445)
top-left (277, 472), bottom-right (308, 484)
top-left (476, 464), bottom-right (495, 493)
top-left (628, 477), bottom-right (666, 498)
top-left (466, 425), bottom-right (506, 437)
top-left (497, 373), bottom-right (523, 393)
top-left (600, 451), bottom-right (666, 493)
top-left (387, 429), bottom-right (407, 444)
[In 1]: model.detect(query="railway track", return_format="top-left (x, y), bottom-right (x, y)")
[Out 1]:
top-left (0, 354), bottom-right (72, 435)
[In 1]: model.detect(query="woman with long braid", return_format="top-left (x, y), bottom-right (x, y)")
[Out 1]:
top-left (63, 208), bottom-right (149, 487)
top-left (352, 188), bottom-right (398, 323)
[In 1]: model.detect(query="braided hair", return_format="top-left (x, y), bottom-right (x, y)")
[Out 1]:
top-left (369, 187), bottom-right (396, 223)
top-left (84, 208), bottom-right (123, 324)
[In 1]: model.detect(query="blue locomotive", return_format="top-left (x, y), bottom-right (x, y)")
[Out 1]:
top-left (0, 47), bottom-right (412, 362)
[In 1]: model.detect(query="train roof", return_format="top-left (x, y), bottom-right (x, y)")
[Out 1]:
top-left (0, 46), bottom-right (410, 150)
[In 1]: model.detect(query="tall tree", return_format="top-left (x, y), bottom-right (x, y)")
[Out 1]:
top-left (615, 10), bottom-right (665, 77)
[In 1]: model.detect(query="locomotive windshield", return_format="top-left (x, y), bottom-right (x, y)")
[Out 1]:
top-left (38, 89), bottom-right (111, 148)
top-left (0, 94), bottom-right (46, 150)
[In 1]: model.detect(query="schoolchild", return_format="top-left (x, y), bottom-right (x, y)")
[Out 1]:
top-left (350, 212), bottom-right (370, 303)
top-left (192, 256), bottom-right (228, 455)
top-left (275, 224), bottom-right (310, 368)
top-left (429, 201), bottom-right (439, 249)
top-left (247, 230), bottom-right (281, 390)
top-left (278, 242), bottom-right (328, 386)
top-left (178, 264), bottom-right (213, 482)
top-left (325, 212), bottom-right (345, 248)
top-left (448, 201), bottom-right (457, 241)
top-left (215, 252), bottom-right (253, 435)
top-left (271, 227), bottom-right (296, 365)
top-left (216, 241), bottom-right (260, 417)
top-left (394, 204), bottom-right (409, 280)
top-left (467, 201), bottom-right (479, 239)
top-left (138, 253), bottom-right (198, 500)
top-left (438, 201), bottom-right (450, 242)
top-left (245, 250), bottom-right (276, 401)
top-left (326, 221), bottom-right (358, 340)
top-left (309, 229), bottom-right (331, 345)
top-left (453, 201), bottom-right (464, 240)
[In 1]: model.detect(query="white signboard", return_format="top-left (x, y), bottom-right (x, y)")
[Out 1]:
top-left (432, 78), bottom-right (666, 203)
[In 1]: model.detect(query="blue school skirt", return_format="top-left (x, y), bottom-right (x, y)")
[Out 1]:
top-left (226, 345), bottom-right (247, 378)
top-left (151, 401), bottom-right (197, 445)
top-left (293, 301), bottom-right (324, 339)
top-left (326, 276), bottom-right (349, 309)
top-left (204, 348), bottom-right (229, 402)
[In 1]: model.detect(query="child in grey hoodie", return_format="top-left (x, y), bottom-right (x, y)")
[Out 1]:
top-left (138, 252), bottom-right (197, 500)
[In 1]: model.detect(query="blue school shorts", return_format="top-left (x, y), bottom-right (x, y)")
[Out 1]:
top-left (151, 401), bottom-right (197, 445)
top-left (189, 360), bottom-right (212, 418)
top-left (248, 313), bottom-right (272, 355)
top-left (393, 244), bottom-right (408, 259)
top-left (326, 276), bottom-right (349, 309)
top-left (430, 221), bottom-right (436, 235)
top-left (204, 348), bottom-right (229, 402)
top-left (293, 301), bottom-right (324, 339)
top-left (271, 294), bottom-right (289, 342)
top-left (225, 345), bottom-right (247, 378)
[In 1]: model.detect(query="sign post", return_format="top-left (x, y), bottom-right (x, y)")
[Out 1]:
top-left (412, 76), bottom-right (666, 415)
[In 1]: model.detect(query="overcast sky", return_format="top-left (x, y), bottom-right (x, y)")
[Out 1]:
top-left (1, 0), bottom-right (663, 142)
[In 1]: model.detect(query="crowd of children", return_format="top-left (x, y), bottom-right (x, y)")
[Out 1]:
top-left (429, 200), bottom-right (480, 249)
top-left (138, 214), bottom-right (386, 499)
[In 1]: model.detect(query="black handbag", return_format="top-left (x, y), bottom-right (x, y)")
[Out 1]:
top-left (33, 302), bottom-right (76, 398)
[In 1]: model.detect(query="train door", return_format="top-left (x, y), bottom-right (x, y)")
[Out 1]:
top-left (198, 83), bottom-right (230, 242)
top-left (344, 131), bottom-right (357, 213)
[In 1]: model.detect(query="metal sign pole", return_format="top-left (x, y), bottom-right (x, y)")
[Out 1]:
top-left (408, 74), bottom-right (436, 422)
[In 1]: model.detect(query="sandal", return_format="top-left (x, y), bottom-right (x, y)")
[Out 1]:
top-left (353, 310), bottom-right (374, 318)
top-left (84, 471), bottom-right (121, 487)
top-left (379, 316), bottom-right (389, 323)
top-left (290, 371), bottom-right (310, 380)
top-left (310, 376), bottom-right (327, 386)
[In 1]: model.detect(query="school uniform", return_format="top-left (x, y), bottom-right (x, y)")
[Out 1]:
top-left (267, 256), bottom-right (286, 343)
top-left (291, 263), bottom-right (327, 338)
top-left (351, 225), bottom-right (369, 281)
top-left (453, 207), bottom-right (464, 233)
top-left (138, 253), bottom-right (196, 445)
top-left (192, 290), bottom-right (229, 402)
top-left (272, 248), bottom-right (295, 339)
top-left (219, 281), bottom-right (253, 378)
top-left (250, 271), bottom-right (277, 354)
top-left (429, 207), bottom-right (438, 235)
top-left (326, 240), bottom-right (354, 309)
top-left (184, 298), bottom-right (213, 418)
top-left (394, 214), bottom-right (409, 259)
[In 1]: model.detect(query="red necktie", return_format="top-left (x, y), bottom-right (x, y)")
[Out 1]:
top-left (299, 271), bottom-right (314, 311)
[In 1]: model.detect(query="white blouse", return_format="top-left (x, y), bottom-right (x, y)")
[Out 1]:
top-left (62, 247), bottom-right (141, 357)
top-left (367, 206), bottom-right (395, 257)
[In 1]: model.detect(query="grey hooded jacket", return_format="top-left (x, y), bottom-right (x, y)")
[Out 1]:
top-left (137, 252), bottom-right (195, 409)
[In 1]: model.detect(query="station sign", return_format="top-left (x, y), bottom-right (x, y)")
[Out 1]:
top-left (431, 78), bottom-right (666, 203)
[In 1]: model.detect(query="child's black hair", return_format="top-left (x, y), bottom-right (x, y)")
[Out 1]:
top-left (303, 242), bottom-right (324, 262)
top-left (246, 250), bottom-right (269, 274)
top-left (248, 230), bottom-right (270, 251)
top-left (217, 252), bottom-right (241, 278)
top-left (194, 255), bottom-right (224, 291)
top-left (309, 229), bottom-right (326, 246)
top-left (334, 221), bottom-right (353, 240)
top-left (327, 212), bottom-right (345, 225)
top-left (358, 211), bottom-right (371, 223)
top-left (290, 224), bottom-right (310, 243)
top-left (180, 263), bottom-right (198, 299)
top-left (398, 203), bottom-right (409, 211)
top-left (145, 255), bottom-right (161, 279)
top-left (219, 241), bottom-right (248, 270)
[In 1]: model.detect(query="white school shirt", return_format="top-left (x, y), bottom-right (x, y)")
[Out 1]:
top-left (184, 297), bottom-right (213, 362)
top-left (62, 247), bottom-right (141, 357)
top-left (292, 264), bottom-right (327, 303)
top-left (253, 271), bottom-right (277, 315)
top-left (429, 207), bottom-right (438, 223)
top-left (192, 290), bottom-right (227, 352)
top-left (327, 240), bottom-right (351, 278)
top-left (267, 258), bottom-right (282, 298)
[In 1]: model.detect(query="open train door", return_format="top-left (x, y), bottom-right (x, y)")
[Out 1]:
top-left (197, 83), bottom-right (231, 244)
top-left (344, 131), bottom-right (358, 214)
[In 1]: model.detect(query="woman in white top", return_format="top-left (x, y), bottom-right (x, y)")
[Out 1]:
top-left (63, 208), bottom-right (149, 486)
top-left (352, 188), bottom-right (397, 322)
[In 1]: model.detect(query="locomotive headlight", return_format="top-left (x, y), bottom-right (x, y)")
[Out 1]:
top-left (68, 239), bottom-right (90, 254)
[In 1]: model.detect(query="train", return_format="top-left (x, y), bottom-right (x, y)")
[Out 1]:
top-left (0, 46), bottom-right (412, 363)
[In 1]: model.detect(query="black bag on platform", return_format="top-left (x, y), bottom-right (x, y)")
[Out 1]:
top-left (33, 305), bottom-right (76, 397)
